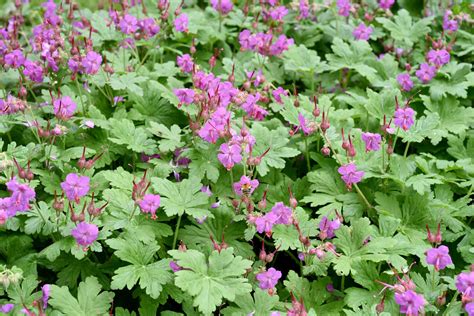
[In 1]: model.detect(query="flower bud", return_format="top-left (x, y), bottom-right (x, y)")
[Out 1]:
top-left (259, 249), bottom-right (267, 261)
top-left (265, 253), bottom-right (274, 263)
top-left (321, 146), bottom-right (330, 156)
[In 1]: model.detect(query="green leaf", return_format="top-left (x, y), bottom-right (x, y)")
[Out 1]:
top-left (251, 123), bottom-right (300, 176)
top-left (283, 45), bottom-right (324, 74)
top-left (49, 277), bottom-right (114, 316)
top-left (221, 289), bottom-right (280, 316)
top-left (152, 177), bottom-right (210, 218)
top-left (148, 122), bottom-right (184, 152)
top-left (428, 63), bottom-right (474, 100)
top-left (108, 118), bottom-right (156, 154)
top-left (109, 73), bottom-right (148, 96)
top-left (405, 174), bottom-right (443, 195)
top-left (185, 143), bottom-right (220, 183)
top-left (169, 248), bottom-right (252, 315)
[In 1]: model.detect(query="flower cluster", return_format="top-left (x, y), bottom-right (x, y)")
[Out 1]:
top-left (0, 177), bottom-right (35, 224)
top-left (239, 30), bottom-right (294, 56)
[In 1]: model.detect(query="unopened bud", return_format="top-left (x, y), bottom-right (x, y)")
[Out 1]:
top-left (321, 146), bottom-right (330, 156)
top-left (265, 253), bottom-right (274, 262)
top-left (259, 249), bottom-right (267, 261)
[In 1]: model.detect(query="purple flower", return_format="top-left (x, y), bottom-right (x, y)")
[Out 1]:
top-left (139, 18), bottom-right (160, 37)
top-left (119, 14), bottom-right (138, 34)
top-left (456, 271), bottom-right (474, 299)
top-left (6, 178), bottom-right (35, 215)
top-left (4, 49), bottom-right (25, 68)
top-left (397, 73), bottom-right (414, 92)
top-left (177, 54), bottom-right (193, 73)
top-left (82, 51), bottom-right (102, 75)
top-left (60, 173), bottom-right (90, 203)
top-left (269, 202), bottom-right (292, 225)
top-left (393, 106), bottom-right (416, 131)
top-left (336, 0), bottom-right (351, 17)
top-left (210, 0), bottom-right (233, 14)
top-left (337, 163), bottom-right (364, 190)
top-left (174, 14), bottom-right (188, 33)
top-left (272, 87), bottom-right (288, 104)
top-left (71, 222), bottom-right (99, 248)
top-left (394, 290), bottom-right (426, 316)
top-left (233, 175), bottom-right (259, 197)
top-left (256, 268), bottom-right (282, 289)
top-left (297, 113), bottom-right (314, 135)
top-left (0, 304), bottom-right (14, 313)
top-left (319, 216), bottom-right (341, 239)
top-left (353, 23), bottom-right (373, 41)
top-left (269, 35), bottom-right (294, 56)
top-left (425, 245), bottom-right (452, 271)
top-left (23, 60), bottom-right (44, 83)
top-left (41, 284), bottom-right (50, 309)
top-left (138, 194), bottom-right (161, 219)
top-left (378, 0), bottom-right (395, 10)
top-left (174, 88), bottom-right (194, 105)
top-left (218, 143), bottom-right (242, 170)
top-left (465, 302), bottom-right (474, 316)
top-left (53, 96), bottom-right (77, 120)
top-left (443, 10), bottom-right (458, 32)
top-left (426, 49), bottom-right (450, 67)
top-left (267, 6), bottom-right (288, 22)
top-left (415, 63), bottom-right (436, 84)
top-left (200, 186), bottom-right (212, 197)
top-left (169, 261), bottom-right (182, 272)
top-left (255, 212), bottom-right (277, 234)
top-left (361, 132), bottom-right (382, 152)
top-left (298, 0), bottom-right (310, 19)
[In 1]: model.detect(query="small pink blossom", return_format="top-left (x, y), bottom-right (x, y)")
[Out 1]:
top-left (415, 63), bottom-right (436, 83)
top-left (71, 222), bottom-right (99, 248)
top-left (256, 268), bottom-right (282, 289)
top-left (393, 106), bottom-right (416, 131)
top-left (361, 132), bottom-right (382, 152)
top-left (353, 23), bottom-right (373, 41)
top-left (60, 173), bottom-right (90, 203)
top-left (397, 73), bottom-right (414, 92)
top-left (425, 245), bottom-right (452, 271)
top-left (174, 14), bottom-right (188, 33)
top-left (233, 175), bottom-right (259, 196)
top-left (217, 143), bottom-right (242, 170)
top-left (338, 163), bottom-right (364, 189)
top-left (138, 194), bottom-right (161, 219)
top-left (53, 96), bottom-right (77, 120)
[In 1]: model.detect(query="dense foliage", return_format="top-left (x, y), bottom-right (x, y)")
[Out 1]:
top-left (0, 0), bottom-right (473, 315)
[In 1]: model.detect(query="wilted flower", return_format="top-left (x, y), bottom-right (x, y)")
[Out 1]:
top-left (41, 284), bottom-right (50, 309)
top-left (272, 87), bottom-right (288, 104)
top-left (379, 0), bottom-right (395, 10)
top-left (4, 49), bottom-right (25, 68)
top-left (319, 216), bottom-right (341, 239)
top-left (174, 88), bottom-right (194, 106)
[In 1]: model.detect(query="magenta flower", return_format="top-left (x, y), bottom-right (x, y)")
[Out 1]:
top-left (361, 132), bottom-right (382, 152)
top-left (71, 222), bottom-right (99, 248)
top-left (298, 0), bottom-right (310, 19)
top-left (397, 73), bottom-right (413, 92)
top-left (174, 88), bottom-right (194, 106)
top-left (394, 290), bottom-right (426, 316)
top-left (378, 0), bottom-right (395, 9)
top-left (170, 261), bottom-right (182, 272)
top-left (119, 14), bottom-right (138, 34)
top-left (218, 143), bottom-right (242, 170)
top-left (198, 122), bottom-right (220, 143)
top-left (174, 14), bottom-right (188, 33)
top-left (456, 271), bottom-right (474, 299)
top-left (353, 23), bottom-right (373, 41)
top-left (177, 54), bottom-right (194, 73)
top-left (269, 202), bottom-right (292, 225)
top-left (53, 96), bottom-right (77, 120)
top-left (425, 245), bottom-right (452, 271)
top-left (138, 194), bottom-right (161, 219)
top-left (272, 87), bottom-right (288, 104)
top-left (210, 0), bottom-right (233, 14)
top-left (443, 10), bottom-right (458, 32)
top-left (256, 268), bottom-right (282, 290)
top-left (267, 6), bottom-right (288, 22)
top-left (297, 113), bottom-right (314, 135)
top-left (60, 173), bottom-right (90, 203)
top-left (336, 0), bottom-right (351, 17)
top-left (41, 284), bottom-right (50, 309)
top-left (82, 51), bottom-right (102, 75)
top-left (255, 212), bottom-right (277, 234)
top-left (139, 18), bottom-right (160, 37)
top-left (415, 63), bottom-right (436, 83)
top-left (465, 302), bottom-right (474, 316)
top-left (4, 49), bottom-right (25, 68)
top-left (393, 106), bottom-right (416, 131)
top-left (338, 163), bottom-right (364, 189)
top-left (426, 49), bottom-right (450, 67)
top-left (6, 178), bottom-right (35, 214)
top-left (233, 175), bottom-right (259, 196)
top-left (319, 216), bottom-right (341, 239)
top-left (23, 60), bottom-right (44, 83)
top-left (0, 304), bottom-right (14, 313)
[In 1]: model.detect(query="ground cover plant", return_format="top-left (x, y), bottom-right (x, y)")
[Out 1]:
top-left (0, 0), bottom-right (473, 315)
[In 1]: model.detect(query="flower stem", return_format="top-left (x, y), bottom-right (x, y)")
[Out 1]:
top-left (341, 275), bottom-right (345, 292)
top-left (172, 214), bottom-right (183, 249)
top-left (353, 183), bottom-right (373, 210)
top-left (304, 137), bottom-right (311, 172)
top-left (403, 141), bottom-right (410, 158)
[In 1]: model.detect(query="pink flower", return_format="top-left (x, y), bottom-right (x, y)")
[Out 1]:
top-left (267, 6), bottom-right (288, 22)
top-left (138, 194), bottom-right (161, 219)
top-left (233, 175), bottom-right (259, 196)
top-left (393, 106), bottom-right (416, 131)
top-left (119, 14), bottom-right (138, 34)
top-left (210, 0), bottom-right (233, 14)
top-left (71, 222), bottom-right (99, 248)
top-left (269, 202), bottom-right (292, 225)
top-left (139, 18), bottom-right (160, 37)
top-left (177, 54), bottom-right (193, 73)
top-left (82, 51), bottom-right (102, 75)
top-left (4, 49), bottom-right (25, 68)
top-left (426, 49), bottom-right (450, 67)
top-left (425, 245), bottom-right (452, 271)
top-left (174, 88), bottom-right (194, 105)
top-left (174, 14), bottom-right (188, 32)
top-left (298, 113), bottom-right (314, 135)
top-left (397, 73), bottom-right (414, 92)
top-left (394, 290), bottom-right (426, 316)
top-left (217, 143), bottom-right (242, 170)
top-left (0, 304), bottom-right (14, 313)
top-left (336, 0), bottom-right (351, 17)
top-left (6, 178), bottom-right (35, 214)
top-left (319, 216), bottom-right (340, 239)
top-left (53, 96), bottom-right (77, 120)
top-left (60, 173), bottom-right (90, 203)
top-left (256, 268), bottom-right (282, 289)
top-left (353, 23), bottom-right (373, 41)
top-left (456, 271), bottom-right (474, 299)
top-left (415, 63), bottom-right (436, 83)
top-left (272, 87), bottom-right (288, 104)
top-left (361, 132), bottom-right (382, 152)
top-left (255, 212), bottom-right (277, 234)
top-left (443, 10), bottom-right (458, 32)
top-left (23, 60), bottom-right (44, 83)
top-left (337, 163), bottom-right (364, 189)
top-left (378, 0), bottom-right (395, 10)
top-left (41, 284), bottom-right (50, 309)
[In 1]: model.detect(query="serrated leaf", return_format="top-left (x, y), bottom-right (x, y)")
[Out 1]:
top-left (108, 118), bottom-right (156, 154)
top-left (148, 122), bottom-right (184, 152)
